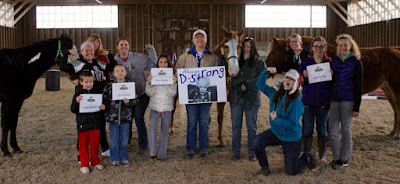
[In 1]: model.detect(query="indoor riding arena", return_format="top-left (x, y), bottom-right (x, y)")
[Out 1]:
top-left (0, 0), bottom-right (399, 183)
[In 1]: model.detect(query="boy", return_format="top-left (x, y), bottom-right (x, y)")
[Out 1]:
top-left (71, 71), bottom-right (105, 174)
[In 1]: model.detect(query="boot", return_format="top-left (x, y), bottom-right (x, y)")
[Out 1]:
top-left (318, 137), bottom-right (327, 161)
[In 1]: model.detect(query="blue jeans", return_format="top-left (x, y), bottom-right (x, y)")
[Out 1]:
top-left (185, 103), bottom-right (211, 154)
top-left (302, 106), bottom-right (329, 138)
top-left (253, 129), bottom-right (307, 176)
top-left (230, 103), bottom-right (259, 157)
top-left (109, 122), bottom-right (130, 162)
top-left (134, 94), bottom-right (150, 149)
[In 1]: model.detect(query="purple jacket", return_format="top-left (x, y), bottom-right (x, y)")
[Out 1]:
top-left (298, 56), bottom-right (332, 107)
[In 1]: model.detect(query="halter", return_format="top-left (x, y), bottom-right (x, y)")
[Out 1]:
top-left (227, 55), bottom-right (239, 60)
top-left (55, 39), bottom-right (64, 62)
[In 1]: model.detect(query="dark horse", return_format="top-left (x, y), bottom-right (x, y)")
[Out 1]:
top-left (0, 34), bottom-right (74, 156)
top-left (266, 36), bottom-right (400, 139)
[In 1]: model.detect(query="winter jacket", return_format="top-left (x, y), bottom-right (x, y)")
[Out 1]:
top-left (228, 57), bottom-right (265, 105)
top-left (145, 81), bottom-right (177, 112)
top-left (256, 70), bottom-right (304, 142)
top-left (70, 86), bottom-right (102, 132)
top-left (103, 79), bottom-right (135, 124)
top-left (298, 56), bottom-right (332, 107)
top-left (114, 45), bottom-right (157, 97)
top-left (279, 48), bottom-right (311, 73)
top-left (174, 46), bottom-right (218, 69)
top-left (331, 54), bottom-right (363, 112)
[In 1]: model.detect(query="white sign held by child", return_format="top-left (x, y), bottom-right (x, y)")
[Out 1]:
top-left (177, 66), bottom-right (227, 104)
top-left (79, 94), bottom-right (103, 113)
top-left (112, 82), bottom-right (136, 100)
top-left (151, 68), bottom-right (174, 85)
top-left (307, 62), bottom-right (332, 84)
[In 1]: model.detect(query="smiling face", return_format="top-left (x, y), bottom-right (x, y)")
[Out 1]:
top-left (337, 38), bottom-right (352, 56)
top-left (80, 76), bottom-right (94, 90)
top-left (81, 44), bottom-right (95, 62)
top-left (312, 40), bottom-right (326, 57)
top-left (117, 39), bottom-right (130, 56)
top-left (158, 57), bottom-right (169, 68)
top-left (289, 37), bottom-right (302, 51)
top-left (192, 33), bottom-right (207, 49)
top-left (91, 39), bottom-right (100, 51)
top-left (113, 65), bottom-right (127, 81)
top-left (243, 41), bottom-right (251, 54)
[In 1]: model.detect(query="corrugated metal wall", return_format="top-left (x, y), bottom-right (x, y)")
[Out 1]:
top-left (0, 26), bottom-right (19, 48)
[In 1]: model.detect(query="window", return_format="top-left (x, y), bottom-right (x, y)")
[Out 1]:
top-left (348, 0), bottom-right (400, 26)
top-left (36, 5), bottom-right (118, 28)
top-left (245, 5), bottom-right (326, 28)
top-left (0, 1), bottom-right (14, 27)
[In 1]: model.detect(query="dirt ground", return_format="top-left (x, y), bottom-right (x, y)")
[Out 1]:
top-left (0, 77), bottom-right (399, 184)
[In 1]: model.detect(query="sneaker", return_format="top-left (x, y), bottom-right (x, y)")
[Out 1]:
top-left (121, 160), bottom-right (130, 166)
top-left (101, 149), bottom-right (110, 157)
top-left (248, 156), bottom-right (257, 162)
top-left (200, 152), bottom-right (208, 158)
top-left (94, 164), bottom-right (104, 170)
top-left (80, 167), bottom-right (90, 174)
top-left (110, 161), bottom-right (120, 167)
top-left (306, 153), bottom-right (317, 169)
top-left (329, 160), bottom-right (340, 167)
top-left (257, 167), bottom-right (271, 176)
top-left (342, 160), bottom-right (349, 167)
top-left (186, 153), bottom-right (194, 159)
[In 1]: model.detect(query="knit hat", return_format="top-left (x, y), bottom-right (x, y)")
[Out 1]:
top-left (285, 69), bottom-right (300, 95)
top-left (193, 29), bottom-right (207, 39)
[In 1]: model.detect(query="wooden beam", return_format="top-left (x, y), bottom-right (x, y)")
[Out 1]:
top-left (13, 1), bottom-right (37, 27)
top-left (6, 0), bottom-right (30, 20)
top-left (0, 0), bottom-right (19, 20)
top-left (375, 0), bottom-right (394, 19)
top-left (326, 1), bottom-right (350, 26)
top-left (352, 0), bottom-right (372, 20)
top-left (330, 0), bottom-right (356, 24)
top-left (362, 0), bottom-right (385, 20)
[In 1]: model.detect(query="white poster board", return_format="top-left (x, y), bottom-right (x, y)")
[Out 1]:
top-left (151, 68), bottom-right (174, 85)
top-left (112, 82), bottom-right (136, 100)
top-left (306, 62), bottom-right (332, 84)
top-left (177, 66), bottom-right (227, 104)
top-left (79, 94), bottom-right (102, 113)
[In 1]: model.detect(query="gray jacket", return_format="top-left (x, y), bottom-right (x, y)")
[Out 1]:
top-left (114, 45), bottom-right (157, 97)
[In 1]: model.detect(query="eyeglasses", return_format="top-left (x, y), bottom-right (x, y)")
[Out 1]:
top-left (312, 45), bottom-right (325, 49)
top-left (194, 35), bottom-right (206, 39)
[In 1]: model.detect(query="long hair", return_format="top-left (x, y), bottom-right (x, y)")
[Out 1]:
top-left (86, 34), bottom-right (106, 56)
top-left (157, 54), bottom-right (172, 68)
top-left (239, 37), bottom-right (259, 68)
top-left (272, 85), bottom-right (300, 111)
top-left (335, 34), bottom-right (361, 59)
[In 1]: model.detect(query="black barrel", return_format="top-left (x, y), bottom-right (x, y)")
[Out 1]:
top-left (46, 70), bottom-right (60, 91)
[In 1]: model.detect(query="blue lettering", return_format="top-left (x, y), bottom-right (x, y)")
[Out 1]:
top-left (179, 74), bottom-right (187, 84)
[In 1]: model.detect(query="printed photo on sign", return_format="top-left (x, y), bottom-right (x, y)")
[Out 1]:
top-left (151, 68), bottom-right (173, 85)
top-left (112, 82), bottom-right (136, 100)
top-left (306, 62), bottom-right (332, 84)
top-left (177, 66), bottom-right (227, 104)
top-left (79, 94), bottom-right (102, 113)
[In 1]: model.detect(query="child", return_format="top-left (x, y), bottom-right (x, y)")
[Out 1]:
top-left (70, 71), bottom-right (105, 174)
top-left (103, 65), bottom-right (134, 166)
top-left (253, 68), bottom-right (316, 176)
top-left (146, 54), bottom-right (177, 161)
top-left (329, 34), bottom-right (363, 170)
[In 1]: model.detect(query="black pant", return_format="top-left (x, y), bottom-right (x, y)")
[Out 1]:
top-left (129, 94), bottom-right (150, 149)
top-left (99, 111), bottom-right (109, 152)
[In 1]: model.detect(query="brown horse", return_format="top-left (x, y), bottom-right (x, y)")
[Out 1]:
top-left (169, 26), bottom-right (244, 147)
top-left (265, 36), bottom-right (400, 139)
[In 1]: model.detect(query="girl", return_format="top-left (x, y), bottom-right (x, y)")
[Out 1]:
top-left (298, 36), bottom-right (332, 162)
top-left (146, 54), bottom-right (177, 161)
top-left (282, 34), bottom-right (311, 72)
top-left (329, 34), bottom-right (363, 170)
top-left (228, 37), bottom-right (265, 161)
top-left (253, 68), bottom-right (316, 176)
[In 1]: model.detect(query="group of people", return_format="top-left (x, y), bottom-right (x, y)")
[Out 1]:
top-left (59, 29), bottom-right (363, 176)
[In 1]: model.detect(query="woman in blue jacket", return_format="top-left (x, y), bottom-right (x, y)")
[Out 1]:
top-left (253, 68), bottom-right (316, 176)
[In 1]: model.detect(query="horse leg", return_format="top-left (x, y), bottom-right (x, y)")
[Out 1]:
top-left (216, 102), bottom-right (226, 147)
top-left (380, 82), bottom-right (398, 136)
top-left (10, 100), bottom-right (23, 153)
top-left (1, 102), bottom-right (12, 156)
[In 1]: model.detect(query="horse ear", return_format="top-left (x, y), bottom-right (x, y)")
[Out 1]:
top-left (60, 34), bottom-right (69, 39)
top-left (221, 25), bottom-right (231, 38)
top-left (238, 28), bottom-right (245, 41)
top-left (221, 25), bottom-right (229, 33)
top-left (272, 38), bottom-right (278, 44)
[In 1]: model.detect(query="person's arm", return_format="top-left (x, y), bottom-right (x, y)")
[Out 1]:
top-left (59, 56), bottom-right (83, 75)
top-left (145, 44), bottom-right (158, 70)
top-left (166, 83), bottom-right (178, 97)
top-left (105, 52), bottom-right (117, 72)
top-left (352, 60), bottom-right (363, 113)
top-left (298, 60), bottom-right (309, 85)
top-left (70, 89), bottom-right (80, 114)
top-left (244, 59), bottom-right (266, 90)
top-left (145, 81), bottom-right (156, 97)
top-left (102, 84), bottom-right (112, 111)
top-left (270, 99), bottom-right (304, 131)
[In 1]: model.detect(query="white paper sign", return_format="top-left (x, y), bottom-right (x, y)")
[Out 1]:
top-left (79, 94), bottom-right (102, 113)
top-left (306, 62), bottom-right (332, 84)
top-left (177, 66), bottom-right (227, 104)
top-left (151, 68), bottom-right (173, 85)
top-left (112, 82), bottom-right (136, 100)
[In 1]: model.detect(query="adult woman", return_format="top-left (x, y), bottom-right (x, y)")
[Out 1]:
top-left (281, 34), bottom-right (311, 73)
top-left (298, 36), bottom-right (332, 162)
top-left (228, 37), bottom-right (265, 161)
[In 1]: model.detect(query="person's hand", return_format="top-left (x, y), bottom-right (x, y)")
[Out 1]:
top-left (270, 111), bottom-right (277, 120)
top-left (241, 83), bottom-right (246, 92)
top-left (147, 74), bottom-right (152, 81)
top-left (123, 98), bottom-right (129, 104)
top-left (352, 111), bottom-right (359, 117)
top-left (173, 74), bottom-right (177, 84)
top-left (76, 95), bottom-right (83, 103)
top-left (145, 44), bottom-right (152, 49)
top-left (267, 67), bottom-right (277, 74)
top-left (99, 104), bottom-right (105, 110)
top-left (303, 70), bottom-right (308, 78)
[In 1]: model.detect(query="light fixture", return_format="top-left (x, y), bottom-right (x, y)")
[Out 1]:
top-left (260, 0), bottom-right (267, 4)
top-left (95, 0), bottom-right (103, 4)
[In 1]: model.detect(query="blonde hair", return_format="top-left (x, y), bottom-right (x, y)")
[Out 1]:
top-left (287, 33), bottom-right (303, 45)
top-left (335, 34), bottom-right (361, 59)
top-left (86, 34), bottom-right (106, 56)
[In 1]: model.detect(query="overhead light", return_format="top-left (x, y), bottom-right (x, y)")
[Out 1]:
top-left (260, 0), bottom-right (267, 4)
top-left (95, 0), bottom-right (103, 4)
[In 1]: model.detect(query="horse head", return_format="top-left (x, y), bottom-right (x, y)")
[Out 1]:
top-left (55, 34), bottom-right (76, 63)
top-left (265, 37), bottom-right (288, 72)
top-left (219, 26), bottom-right (244, 77)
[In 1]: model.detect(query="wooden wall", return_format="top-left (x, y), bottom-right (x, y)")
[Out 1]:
top-left (0, 26), bottom-right (21, 49)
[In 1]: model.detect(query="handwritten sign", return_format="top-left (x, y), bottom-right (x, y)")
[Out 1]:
top-left (151, 68), bottom-right (173, 85)
top-left (79, 94), bottom-right (102, 113)
top-left (177, 66), bottom-right (226, 104)
top-left (112, 82), bottom-right (136, 100)
top-left (306, 62), bottom-right (332, 84)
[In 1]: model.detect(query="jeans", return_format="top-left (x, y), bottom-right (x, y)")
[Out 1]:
top-left (302, 106), bottom-right (329, 138)
top-left (185, 103), bottom-right (211, 154)
top-left (109, 122), bottom-right (130, 162)
top-left (253, 129), bottom-right (307, 176)
top-left (230, 103), bottom-right (259, 157)
top-left (133, 94), bottom-right (150, 149)
top-left (149, 110), bottom-right (172, 159)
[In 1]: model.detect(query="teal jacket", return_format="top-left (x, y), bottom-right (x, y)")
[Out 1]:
top-left (256, 70), bottom-right (304, 142)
